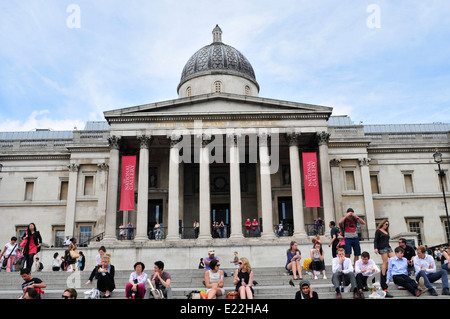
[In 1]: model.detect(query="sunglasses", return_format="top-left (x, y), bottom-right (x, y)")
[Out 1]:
top-left (61, 295), bottom-right (70, 299)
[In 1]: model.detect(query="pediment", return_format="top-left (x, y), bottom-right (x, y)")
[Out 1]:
top-left (104, 93), bottom-right (332, 123)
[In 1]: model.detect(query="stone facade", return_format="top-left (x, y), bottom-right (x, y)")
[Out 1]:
top-left (0, 26), bottom-right (449, 270)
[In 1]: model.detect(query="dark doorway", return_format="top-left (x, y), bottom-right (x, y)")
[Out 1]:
top-left (148, 199), bottom-right (163, 239)
top-left (211, 203), bottom-right (230, 238)
top-left (278, 197), bottom-right (293, 236)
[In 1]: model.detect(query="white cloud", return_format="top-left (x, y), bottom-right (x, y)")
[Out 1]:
top-left (0, 0), bottom-right (449, 129)
top-left (0, 110), bottom-right (84, 132)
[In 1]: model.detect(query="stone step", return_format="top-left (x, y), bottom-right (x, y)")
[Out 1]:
top-left (2, 266), bottom-right (448, 299)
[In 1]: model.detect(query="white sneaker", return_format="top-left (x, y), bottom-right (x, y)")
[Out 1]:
top-left (323, 275), bottom-right (327, 280)
top-left (314, 275), bottom-right (318, 279)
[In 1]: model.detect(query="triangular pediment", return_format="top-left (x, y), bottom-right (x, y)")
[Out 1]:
top-left (104, 93), bottom-right (332, 122)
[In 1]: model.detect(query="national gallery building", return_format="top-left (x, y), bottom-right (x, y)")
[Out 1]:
top-left (0, 26), bottom-right (449, 269)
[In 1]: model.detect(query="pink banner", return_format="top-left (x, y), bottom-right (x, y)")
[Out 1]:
top-left (119, 156), bottom-right (136, 211)
top-left (303, 152), bottom-right (321, 207)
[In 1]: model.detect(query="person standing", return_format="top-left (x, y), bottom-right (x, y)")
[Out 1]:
top-left (19, 223), bottom-right (42, 271)
top-left (193, 220), bottom-right (199, 238)
top-left (374, 219), bottom-right (394, 296)
top-left (1, 236), bottom-right (19, 272)
top-left (328, 221), bottom-right (340, 258)
top-left (338, 208), bottom-right (365, 266)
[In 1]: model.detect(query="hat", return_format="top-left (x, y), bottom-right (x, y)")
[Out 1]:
top-left (299, 280), bottom-right (310, 288)
top-left (208, 249), bottom-right (215, 254)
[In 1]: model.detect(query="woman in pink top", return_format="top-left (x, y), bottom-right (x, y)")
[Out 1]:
top-left (20, 223), bottom-right (42, 270)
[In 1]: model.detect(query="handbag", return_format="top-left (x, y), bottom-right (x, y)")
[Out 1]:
top-left (69, 249), bottom-right (80, 259)
top-left (147, 279), bottom-right (165, 299)
top-left (226, 291), bottom-right (239, 299)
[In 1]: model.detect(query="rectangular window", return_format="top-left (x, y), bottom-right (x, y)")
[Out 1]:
top-left (370, 175), bottom-right (379, 194)
top-left (54, 229), bottom-right (65, 247)
top-left (25, 182), bottom-right (34, 201)
top-left (60, 180), bottom-right (69, 200)
top-left (404, 174), bottom-right (414, 193)
top-left (79, 226), bottom-right (92, 246)
top-left (84, 176), bottom-right (94, 196)
top-left (345, 171), bottom-right (356, 190)
top-left (442, 218), bottom-right (450, 244)
top-left (407, 219), bottom-right (423, 246)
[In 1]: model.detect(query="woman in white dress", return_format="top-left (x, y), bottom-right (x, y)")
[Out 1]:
top-left (204, 259), bottom-right (224, 299)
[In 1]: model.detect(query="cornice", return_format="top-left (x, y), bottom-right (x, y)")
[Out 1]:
top-left (107, 113), bottom-right (331, 123)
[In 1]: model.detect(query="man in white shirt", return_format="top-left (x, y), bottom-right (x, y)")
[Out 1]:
top-left (354, 251), bottom-right (380, 298)
top-left (414, 246), bottom-right (449, 296)
top-left (63, 236), bottom-right (72, 246)
top-left (332, 248), bottom-right (359, 299)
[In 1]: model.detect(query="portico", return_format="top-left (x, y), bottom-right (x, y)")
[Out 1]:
top-left (101, 92), bottom-right (335, 245)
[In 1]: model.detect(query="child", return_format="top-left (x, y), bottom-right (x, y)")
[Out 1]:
top-left (386, 246), bottom-right (427, 297)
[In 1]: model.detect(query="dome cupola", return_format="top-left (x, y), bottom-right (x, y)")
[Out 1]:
top-left (177, 25), bottom-right (259, 98)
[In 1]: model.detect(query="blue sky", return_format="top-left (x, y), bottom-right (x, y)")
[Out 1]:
top-left (1, 0), bottom-right (449, 131)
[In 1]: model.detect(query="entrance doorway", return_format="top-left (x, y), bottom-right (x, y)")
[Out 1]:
top-left (211, 203), bottom-right (230, 238)
top-left (278, 197), bottom-right (293, 236)
top-left (148, 199), bottom-right (163, 239)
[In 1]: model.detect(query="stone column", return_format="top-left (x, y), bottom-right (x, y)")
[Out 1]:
top-left (228, 133), bottom-right (244, 239)
top-left (103, 135), bottom-right (121, 242)
top-left (198, 134), bottom-right (212, 240)
top-left (286, 133), bottom-right (307, 239)
top-left (96, 162), bottom-right (109, 235)
top-left (259, 132), bottom-right (275, 239)
top-left (359, 157), bottom-right (377, 239)
top-left (167, 135), bottom-right (182, 241)
top-left (64, 163), bottom-right (79, 238)
top-left (317, 131), bottom-right (334, 237)
top-left (330, 158), bottom-right (342, 221)
top-left (135, 135), bottom-right (152, 242)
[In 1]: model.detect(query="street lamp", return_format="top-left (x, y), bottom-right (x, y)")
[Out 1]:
top-left (433, 150), bottom-right (450, 244)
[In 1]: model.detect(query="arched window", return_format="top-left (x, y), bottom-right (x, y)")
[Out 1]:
top-left (186, 86), bottom-right (192, 97)
top-left (214, 81), bottom-right (222, 93)
top-left (245, 85), bottom-right (251, 96)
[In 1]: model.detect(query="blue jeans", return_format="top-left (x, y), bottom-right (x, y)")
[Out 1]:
top-left (415, 269), bottom-right (449, 289)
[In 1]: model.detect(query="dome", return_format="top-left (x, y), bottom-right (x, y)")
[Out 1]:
top-left (177, 25), bottom-right (259, 93)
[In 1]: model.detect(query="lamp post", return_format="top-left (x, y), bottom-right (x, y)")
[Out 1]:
top-left (433, 150), bottom-right (450, 244)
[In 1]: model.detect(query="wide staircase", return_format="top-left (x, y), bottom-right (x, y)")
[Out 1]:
top-left (1, 265), bottom-right (448, 299)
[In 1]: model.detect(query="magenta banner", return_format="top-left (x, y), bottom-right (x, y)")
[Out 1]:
top-left (303, 152), bottom-right (321, 207)
top-left (119, 156), bottom-right (136, 211)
